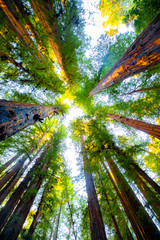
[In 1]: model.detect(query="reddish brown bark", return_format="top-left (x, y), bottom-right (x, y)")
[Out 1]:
top-left (81, 135), bottom-right (107, 240)
top-left (89, 13), bottom-right (160, 96)
top-left (131, 162), bottom-right (160, 195)
top-left (30, 0), bottom-right (69, 81)
top-left (0, 159), bottom-right (50, 240)
top-left (0, 0), bottom-right (44, 60)
top-left (0, 100), bottom-right (60, 141)
top-left (0, 144), bottom-right (49, 232)
top-left (107, 113), bottom-right (160, 139)
top-left (0, 146), bottom-right (42, 205)
top-left (105, 158), bottom-right (160, 240)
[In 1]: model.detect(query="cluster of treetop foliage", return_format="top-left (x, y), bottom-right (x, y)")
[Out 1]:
top-left (0, 0), bottom-right (160, 239)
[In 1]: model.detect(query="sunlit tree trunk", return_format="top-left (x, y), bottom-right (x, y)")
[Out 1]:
top-left (30, 0), bottom-right (69, 81)
top-left (107, 113), bottom-right (160, 140)
top-left (0, 146), bottom-right (42, 205)
top-left (89, 13), bottom-right (160, 96)
top-left (0, 144), bottom-right (49, 232)
top-left (0, 159), bottom-right (50, 240)
top-left (0, 100), bottom-right (60, 141)
top-left (81, 135), bottom-right (107, 240)
top-left (104, 158), bottom-right (160, 240)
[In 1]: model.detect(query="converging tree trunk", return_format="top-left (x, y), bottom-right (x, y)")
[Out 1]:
top-left (0, 100), bottom-right (60, 141)
top-left (99, 177), bottom-right (123, 240)
top-left (0, 159), bottom-right (50, 240)
top-left (123, 86), bottom-right (160, 95)
top-left (24, 179), bottom-right (49, 240)
top-left (107, 113), bottom-right (160, 140)
top-left (0, 144), bottom-right (49, 232)
top-left (89, 13), bottom-right (160, 96)
top-left (81, 135), bottom-right (107, 240)
top-left (53, 200), bottom-right (63, 240)
top-left (0, 146), bottom-right (42, 205)
top-left (0, 152), bottom-right (22, 174)
top-left (104, 158), bottom-right (160, 240)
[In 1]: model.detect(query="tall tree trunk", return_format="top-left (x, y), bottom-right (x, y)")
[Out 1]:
top-left (68, 200), bottom-right (77, 240)
top-left (89, 13), bottom-right (160, 96)
top-left (30, 0), bottom-right (69, 81)
top-left (24, 179), bottom-right (49, 240)
top-left (0, 152), bottom-right (22, 174)
top-left (131, 162), bottom-right (160, 195)
top-left (0, 144), bottom-right (49, 232)
top-left (81, 135), bottom-right (107, 240)
top-left (107, 113), bottom-right (160, 140)
top-left (0, 154), bottom-right (28, 189)
top-left (0, 159), bottom-right (50, 240)
top-left (49, 216), bottom-right (56, 240)
top-left (0, 146), bottom-right (42, 205)
top-left (53, 200), bottom-right (63, 240)
top-left (99, 177), bottom-right (123, 240)
top-left (0, 100), bottom-right (60, 141)
top-left (0, 0), bottom-right (44, 60)
top-left (107, 141), bottom-right (160, 219)
top-left (104, 158), bottom-right (160, 240)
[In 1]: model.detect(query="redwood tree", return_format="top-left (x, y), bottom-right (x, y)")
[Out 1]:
top-left (0, 100), bottom-right (60, 141)
top-left (89, 13), bottom-right (160, 96)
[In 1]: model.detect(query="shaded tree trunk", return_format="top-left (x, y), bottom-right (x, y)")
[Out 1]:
top-left (53, 200), bottom-right (63, 240)
top-left (49, 216), bottom-right (56, 240)
top-left (89, 13), bottom-right (160, 96)
top-left (0, 146), bottom-right (42, 205)
top-left (0, 100), bottom-right (60, 141)
top-left (68, 200), bottom-right (77, 240)
top-left (104, 158), bottom-right (160, 240)
top-left (24, 179), bottom-right (49, 240)
top-left (81, 135), bottom-right (107, 240)
top-left (107, 113), bottom-right (160, 140)
top-left (0, 159), bottom-right (50, 240)
top-left (0, 0), bottom-right (44, 60)
top-left (99, 177), bottom-right (123, 240)
top-left (0, 152), bottom-right (22, 174)
top-left (0, 144), bottom-right (49, 232)
top-left (131, 162), bottom-right (160, 195)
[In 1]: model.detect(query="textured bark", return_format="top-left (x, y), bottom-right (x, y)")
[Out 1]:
top-left (100, 178), bottom-right (123, 240)
top-left (0, 144), bottom-right (49, 232)
top-left (107, 113), bottom-right (160, 139)
top-left (131, 162), bottom-right (160, 196)
top-left (30, 0), bottom-right (69, 81)
top-left (0, 160), bottom-right (49, 240)
top-left (0, 0), bottom-right (44, 60)
top-left (0, 100), bottom-right (60, 141)
top-left (105, 158), bottom-right (160, 240)
top-left (0, 146), bottom-right (42, 205)
top-left (0, 152), bottom-right (22, 174)
top-left (81, 135), bottom-right (107, 240)
top-left (89, 13), bottom-right (160, 96)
